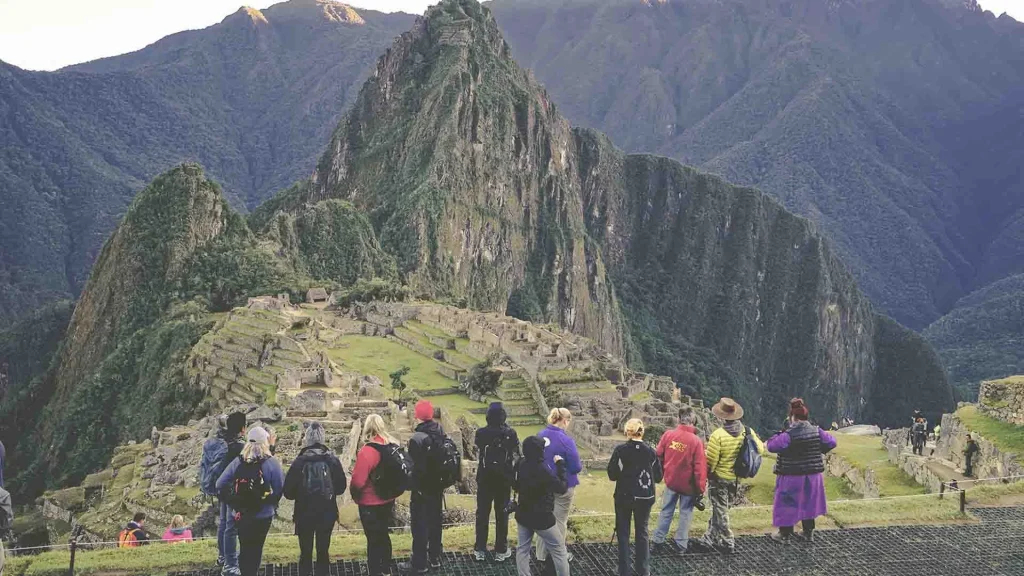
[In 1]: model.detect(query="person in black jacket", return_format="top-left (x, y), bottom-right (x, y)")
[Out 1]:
top-left (514, 436), bottom-right (570, 576)
top-left (474, 402), bottom-right (520, 563)
top-left (400, 400), bottom-right (447, 575)
top-left (284, 422), bottom-right (347, 576)
top-left (607, 419), bottom-right (663, 576)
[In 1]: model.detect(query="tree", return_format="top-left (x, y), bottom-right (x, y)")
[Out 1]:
top-left (390, 366), bottom-right (411, 405)
top-left (465, 358), bottom-right (502, 399)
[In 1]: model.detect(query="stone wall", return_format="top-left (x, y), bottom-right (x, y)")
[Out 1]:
top-left (825, 451), bottom-right (880, 498)
top-left (882, 428), bottom-right (948, 492)
top-left (978, 378), bottom-right (1024, 425)
top-left (935, 412), bottom-right (1024, 481)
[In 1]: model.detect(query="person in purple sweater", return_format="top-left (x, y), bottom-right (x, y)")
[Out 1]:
top-left (766, 399), bottom-right (837, 543)
top-left (535, 408), bottom-right (583, 565)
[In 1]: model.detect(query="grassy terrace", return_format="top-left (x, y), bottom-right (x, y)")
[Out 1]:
top-left (956, 404), bottom-right (1024, 459)
top-left (14, 478), bottom-right (1021, 576)
top-left (326, 335), bottom-right (457, 391)
top-left (831, 435), bottom-right (926, 497)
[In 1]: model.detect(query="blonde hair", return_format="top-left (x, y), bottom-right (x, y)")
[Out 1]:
top-left (169, 515), bottom-right (186, 529)
top-left (241, 439), bottom-right (271, 462)
top-left (362, 414), bottom-right (396, 445)
top-left (624, 418), bottom-right (645, 440)
top-left (547, 408), bottom-right (573, 427)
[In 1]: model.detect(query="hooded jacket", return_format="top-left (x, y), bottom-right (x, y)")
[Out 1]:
top-left (537, 425), bottom-right (583, 488)
top-left (162, 526), bottom-right (193, 543)
top-left (216, 452), bottom-right (285, 521)
top-left (283, 444), bottom-right (347, 528)
top-left (474, 404), bottom-right (520, 484)
top-left (121, 521), bottom-right (149, 545)
top-left (608, 440), bottom-right (663, 501)
top-left (514, 436), bottom-right (568, 531)
top-left (351, 435), bottom-right (397, 506)
top-left (656, 424), bottom-right (707, 495)
top-left (706, 421), bottom-right (765, 482)
top-left (408, 419), bottom-right (446, 493)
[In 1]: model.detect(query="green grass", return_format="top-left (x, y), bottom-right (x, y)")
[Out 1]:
top-left (425, 394), bottom-right (489, 426)
top-left (327, 335), bottom-right (456, 391)
top-left (833, 435), bottom-right (926, 497)
top-left (956, 404), bottom-right (1024, 459)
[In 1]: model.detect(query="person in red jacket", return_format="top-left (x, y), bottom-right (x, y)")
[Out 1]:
top-left (652, 405), bottom-right (707, 553)
top-left (350, 414), bottom-right (399, 576)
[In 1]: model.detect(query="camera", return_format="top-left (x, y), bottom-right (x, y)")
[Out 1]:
top-left (504, 499), bottom-right (519, 515)
top-left (693, 494), bottom-right (706, 512)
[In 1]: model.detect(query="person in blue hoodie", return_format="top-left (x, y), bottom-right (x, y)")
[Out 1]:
top-left (535, 408), bottom-right (583, 565)
top-left (217, 427), bottom-right (285, 576)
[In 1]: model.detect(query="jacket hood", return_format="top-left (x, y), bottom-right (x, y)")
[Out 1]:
top-left (170, 527), bottom-right (189, 536)
top-left (299, 444), bottom-right (330, 459)
top-left (217, 427), bottom-right (241, 442)
top-left (523, 436), bottom-right (545, 461)
top-left (416, 419), bottom-right (442, 436)
top-left (127, 521), bottom-right (143, 530)
top-left (486, 403), bottom-right (507, 427)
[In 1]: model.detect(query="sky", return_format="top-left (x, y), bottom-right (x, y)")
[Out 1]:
top-left (0, 0), bottom-right (1021, 71)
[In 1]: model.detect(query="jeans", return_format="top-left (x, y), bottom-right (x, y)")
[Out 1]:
top-left (218, 501), bottom-right (239, 570)
top-left (652, 487), bottom-right (695, 547)
top-left (475, 480), bottom-right (511, 553)
top-left (965, 456), bottom-right (974, 477)
top-left (517, 523), bottom-right (569, 576)
top-left (410, 491), bottom-right (443, 570)
top-left (297, 522), bottom-right (333, 576)
top-left (535, 487), bottom-right (573, 562)
top-left (360, 503), bottom-right (395, 576)
top-left (236, 517), bottom-right (272, 576)
top-left (615, 498), bottom-right (653, 576)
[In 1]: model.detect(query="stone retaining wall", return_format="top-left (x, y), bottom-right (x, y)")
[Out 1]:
top-left (882, 428), bottom-right (948, 492)
top-left (824, 451), bottom-right (880, 498)
top-left (935, 412), bottom-right (1024, 480)
top-left (978, 378), bottom-right (1024, 425)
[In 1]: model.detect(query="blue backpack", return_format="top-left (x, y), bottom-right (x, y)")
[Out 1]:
top-left (199, 437), bottom-right (229, 496)
top-left (733, 427), bottom-right (762, 479)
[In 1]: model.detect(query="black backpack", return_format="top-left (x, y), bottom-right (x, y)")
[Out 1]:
top-left (733, 427), bottom-right (763, 479)
top-left (480, 428), bottom-right (518, 480)
top-left (225, 458), bottom-right (271, 515)
top-left (436, 435), bottom-right (463, 490)
top-left (369, 443), bottom-right (413, 500)
top-left (301, 458), bottom-right (335, 503)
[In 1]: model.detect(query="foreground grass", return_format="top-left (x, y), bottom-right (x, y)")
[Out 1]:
top-left (956, 405), bottom-right (1024, 460)
top-left (7, 488), bottom-right (988, 576)
top-left (833, 435), bottom-right (926, 496)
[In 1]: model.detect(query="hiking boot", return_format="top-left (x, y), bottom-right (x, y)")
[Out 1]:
top-left (397, 562), bottom-right (428, 575)
top-left (767, 530), bottom-right (790, 544)
top-left (799, 530), bottom-right (815, 543)
top-left (473, 550), bottom-right (487, 562)
top-left (220, 567), bottom-right (241, 576)
top-left (494, 549), bottom-right (513, 563)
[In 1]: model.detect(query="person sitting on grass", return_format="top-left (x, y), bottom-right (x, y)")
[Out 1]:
top-left (119, 512), bottom-right (150, 547)
top-left (162, 515), bottom-right (194, 543)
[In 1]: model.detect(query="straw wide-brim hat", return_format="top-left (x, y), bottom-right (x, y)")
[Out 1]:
top-left (712, 397), bottom-right (744, 421)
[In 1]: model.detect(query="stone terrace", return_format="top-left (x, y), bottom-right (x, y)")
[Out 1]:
top-left (172, 506), bottom-right (1024, 576)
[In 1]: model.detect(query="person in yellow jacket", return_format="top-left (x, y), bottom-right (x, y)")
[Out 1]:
top-left (693, 398), bottom-right (765, 554)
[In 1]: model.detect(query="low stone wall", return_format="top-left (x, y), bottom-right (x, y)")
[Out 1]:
top-left (978, 378), bottom-right (1024, 425)
top-left (824, 452), bottom-right (880, 498)
top-left (882, 428), bottom-right (948, 492)
top-left (935, 412), bottom-right (1024, 481)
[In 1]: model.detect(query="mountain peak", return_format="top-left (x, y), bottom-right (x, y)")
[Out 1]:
top-left (238, 6), bottom-right (269, 25)
top-left (262, 0), bottom-right (366, 25)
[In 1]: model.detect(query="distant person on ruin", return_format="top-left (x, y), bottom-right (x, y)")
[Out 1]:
top-left (608, 418), bottom-right (663, 576)
top-left (536, 408), bottom-right (582, 565)
top-left (352, 414), bottom-right (406, 576)
top-left (766, 399), bottom-right (837, 544)
top-left (693, 398), bottom-right (765, 555)
top-left (217, 427), bottom-right (284, 576)
top-left (400, 400), bottom-right (449, 575)
top-left (119, 512), bottom-right (150, 547)
top-left (473, 402), bottom-right (520, 563)
top-left (162, 515), bottom-right (193, 543)
top-left (911, 418), bottom-right (928, 456)
top-left (284, 422), bottom-right (347, 576)
top-left (200, 411), bottom-right (247, 576)
top-left (514, 436), bottom-right (570, 576)
top-left (652, 405), bottom-right (707, 554)
top-left (964, 434), bottom-right (980, 477)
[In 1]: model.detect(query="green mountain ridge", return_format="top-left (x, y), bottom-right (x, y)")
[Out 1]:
top-left (0, 0), bottom-right (952, 501)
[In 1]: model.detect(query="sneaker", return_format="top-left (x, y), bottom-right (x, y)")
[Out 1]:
top-left (397, 562), bottom-right (429, 575)
top-left (713, 543), bottom-right (736, 555)
top-left (494, 549), bottom-right (513, 563)
top-left (567, 552), bottom-right (574, 563)
top-left (430, 559), bottom-right (442, 569)
top-left (473, 550), bottom-right (487, 562)
top-left (798, 530), bottom-right (815, 543)
top-left (220, 568), bottom-right (241, 576)
top-left (767, 530), bottom-right (790, 544)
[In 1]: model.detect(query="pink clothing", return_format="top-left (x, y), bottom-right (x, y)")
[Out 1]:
top-left (350, 436), bottom-right (398, 506)
top-left (162, 528), bottom-right (193, 543)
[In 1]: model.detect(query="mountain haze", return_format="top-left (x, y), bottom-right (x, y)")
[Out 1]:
top-left (0, 0), bottom-right (413, 325)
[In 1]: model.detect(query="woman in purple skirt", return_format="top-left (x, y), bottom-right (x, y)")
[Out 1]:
top-left (766, 398), bottom-right (837, 543)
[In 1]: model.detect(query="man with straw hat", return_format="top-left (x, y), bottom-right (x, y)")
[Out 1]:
top-left (693, 398), bottom-right (765, 554)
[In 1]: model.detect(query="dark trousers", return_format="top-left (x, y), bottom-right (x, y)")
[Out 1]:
top-left (237, 517), bottom-right (273, 576)
top-left (411, 491), bottom-right (443, 570)
top-left (360, 503), bottom-right (395, 576)
top-left (615, 498), bottom-right (654, 576)
top-left (965, 455), bottom-right (974, 477)
top-left (475, 480), bottom-right (511, 553)
top-left (779, 519), bottom-right (816, 537)
top-left (297, 522), bottom-right (333, 576)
